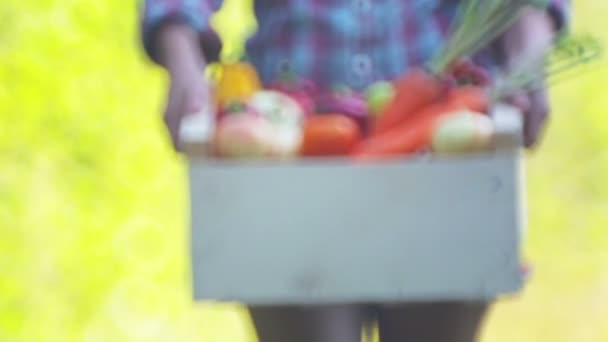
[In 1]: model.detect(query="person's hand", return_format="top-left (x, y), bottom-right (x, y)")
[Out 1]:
top-left (501, 8), bottom-right (556, 148)
top-left (157, 24), bottom-right (213, 151)
top-left (164, 62), bottom-right (213, 152)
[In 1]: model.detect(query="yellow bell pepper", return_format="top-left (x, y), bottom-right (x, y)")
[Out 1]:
top-left (212, 62), bottom-right (262, 108)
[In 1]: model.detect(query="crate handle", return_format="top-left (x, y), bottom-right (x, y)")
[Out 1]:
top-left (178, 103), bottom-right (216, 157)
top-left (490, 103), bottom-right (524, 150)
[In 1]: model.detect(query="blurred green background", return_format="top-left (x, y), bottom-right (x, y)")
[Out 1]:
top-left (1, 1), bottom-right (607, 341)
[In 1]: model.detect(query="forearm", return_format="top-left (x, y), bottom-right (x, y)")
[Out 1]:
top-left (156, 24), bottom-right (207, 76)
top-left (499, 3), bottom-right (567, 72)
top-left (140, 0), bottom-right (223, 65)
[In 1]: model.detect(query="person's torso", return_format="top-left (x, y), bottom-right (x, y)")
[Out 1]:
top-left (244, 0), bottom-right (460, 90)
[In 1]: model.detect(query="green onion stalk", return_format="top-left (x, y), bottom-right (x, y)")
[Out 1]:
top-left (491, 33), bottom-right (603, 99)
top-left (429, 0), bottom-right (550, 75)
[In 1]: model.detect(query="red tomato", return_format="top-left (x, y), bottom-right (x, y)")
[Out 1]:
top-left (300, 114), bottom-right (362, 156)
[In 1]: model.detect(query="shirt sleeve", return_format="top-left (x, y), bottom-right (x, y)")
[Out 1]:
top-left (547, 0), bottom-right (571, 33)
top-left (140, 0), bottom-right (224, 65)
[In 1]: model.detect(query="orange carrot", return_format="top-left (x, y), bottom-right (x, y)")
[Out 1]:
top-left (371, 68), bottom-right (443, 135)
top-left (446, 85), bottom-right (489, 113)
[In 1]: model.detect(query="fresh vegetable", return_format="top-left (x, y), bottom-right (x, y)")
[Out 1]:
top-left (370, 68), bottom-right (443, 135)
top-left (351, 85), bottom-right (488, 160)
top-left (431, 111), bottom-right (495, 154)
top-left (446, 85), bottom-right (489, 114)
top-left (247, 90), bottom-right (305, 129)
top-left (218, 101), bottom-right (247, 120)
top-left (351, 99), bottom-right (464, 160)
top-left (316, 87), bottom-right (369, 129)
top-left (213, 62), bottom-right (263, 109)
top-left (300, 114), bottom-right (362, 156)
top-left (278, 90), bottom-right (315, 116)
top-left (365, 81), bottom-right (396, 117)
top-left (214, 107), bottom-right (303, 159)
top-left (214, 111), bottom-right (276, 159)
top-left (247, 90), bottom-right (305, 158)
top-left (268, 78), bottom-right (317, 115)
top-left (447, 58), bottom-right (492, 87)
top-left (266, 123), bottom-right (303, 158)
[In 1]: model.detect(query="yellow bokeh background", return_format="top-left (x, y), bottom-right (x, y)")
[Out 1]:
top-left (1, 1), bottom-right (607, 341)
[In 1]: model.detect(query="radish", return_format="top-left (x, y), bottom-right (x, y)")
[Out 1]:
top-left (316, 87), bottom-right (369, 130)
top-left (214, 112), bottom-right (276, 159)
top-left (268, 78), bottom-right (318, 115)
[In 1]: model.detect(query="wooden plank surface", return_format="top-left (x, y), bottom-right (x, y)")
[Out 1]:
top-left (188, 151), bottom-right (525, 305)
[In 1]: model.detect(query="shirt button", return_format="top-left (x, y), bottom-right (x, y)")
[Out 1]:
top-left (277, 59), bottom-right (292, 74)
top-left (353, 0), bottom-right (371, 12)
top-left (352, 54), bottom-right (372, 78)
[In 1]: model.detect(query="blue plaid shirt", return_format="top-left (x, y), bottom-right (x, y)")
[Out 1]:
top-left (141, 0), bottom-right (570, 91)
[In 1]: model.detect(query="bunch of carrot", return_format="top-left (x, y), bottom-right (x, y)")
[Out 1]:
top-left (350, 0), bottom-right (591, 161)
top-left (350, 66), bottom-right (490, 160)
top-left (346, 0), bottom-right (524, 160)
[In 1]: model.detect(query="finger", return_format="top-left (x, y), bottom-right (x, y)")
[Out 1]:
top-left (506, 91), bottom-right (531, 114)
top-left (175, 81), bottom-right (213, 152)
top-left (183, 77), bottom-right (214, 118)
top-left (501, 9), bottom-right (554, 72)
top-left (523, 87), bottom-right (550, 149)
top-left (163, 83), bottom-right (183, 151)
top-left (164, 111), bottom-right (181, 151)
top-left (183, 83), bottom-right (206, 116)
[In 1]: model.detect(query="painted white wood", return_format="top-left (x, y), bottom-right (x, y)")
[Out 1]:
top-left (184, 105), bottom-right (527, 305)
top-left (178, 102), bottom-right (216, 156)
top-left (491, 103), bottom-right (524, 150)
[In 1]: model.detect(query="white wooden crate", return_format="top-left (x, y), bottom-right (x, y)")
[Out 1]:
top-left (184, 104), bottom-right (527, 305)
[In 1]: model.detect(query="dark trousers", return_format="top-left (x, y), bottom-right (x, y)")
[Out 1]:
top-left (249, 301), bottom-right (490, 342)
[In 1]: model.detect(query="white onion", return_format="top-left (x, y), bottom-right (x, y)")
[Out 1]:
top-left (432, 111), bottom-right (495, 154)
